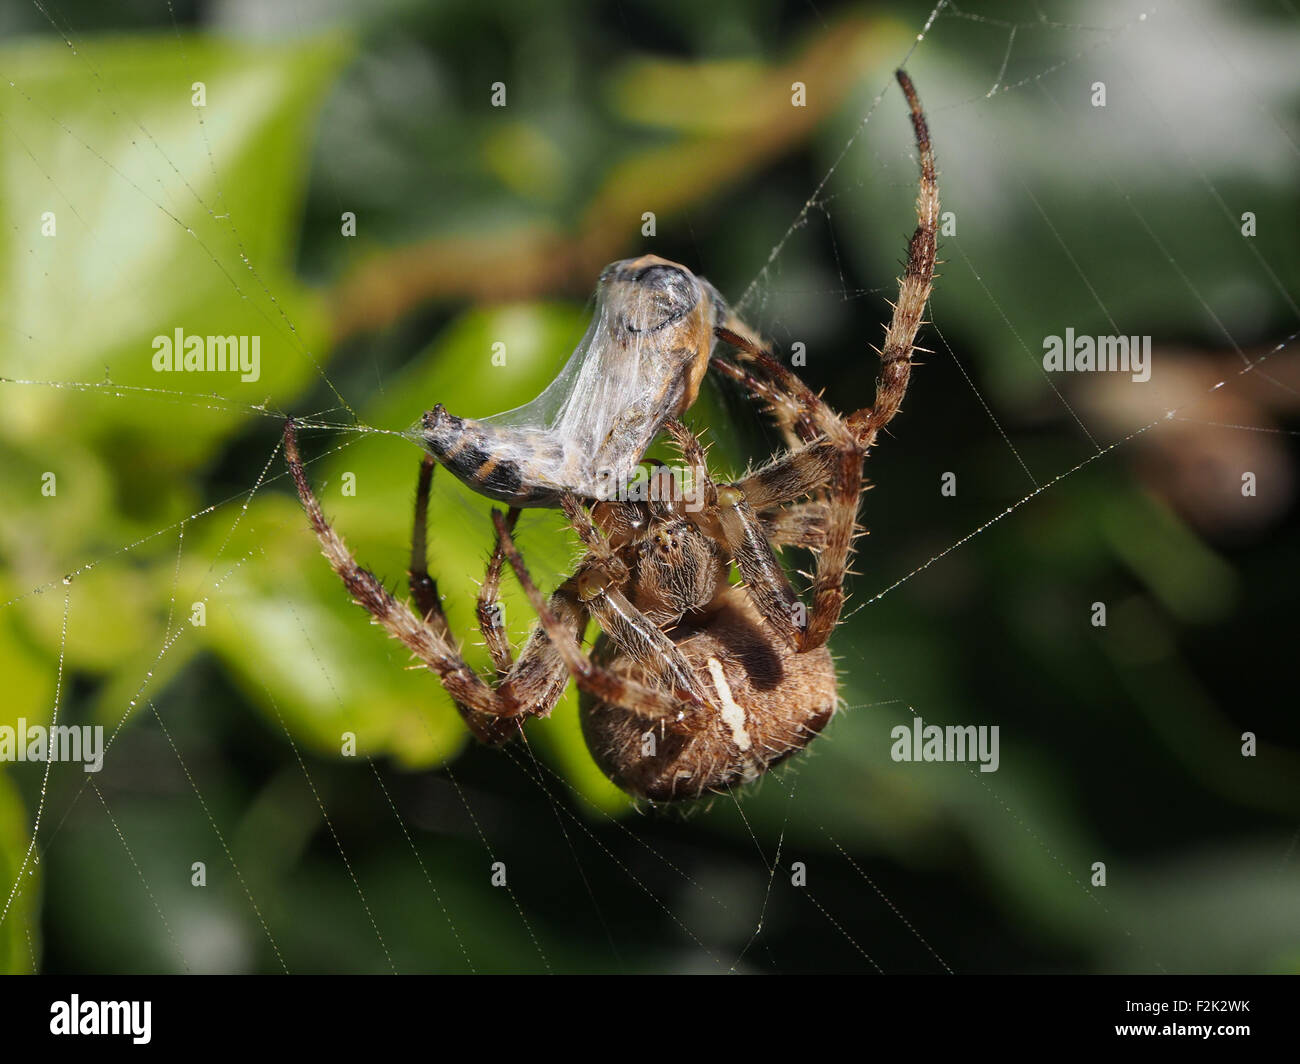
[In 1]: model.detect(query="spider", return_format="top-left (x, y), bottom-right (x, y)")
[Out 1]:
top-left (283, 69), bottom-right (937, 801)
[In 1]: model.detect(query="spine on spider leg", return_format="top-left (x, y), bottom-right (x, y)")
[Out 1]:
top-left (848, 69), bottom-right (939, 448)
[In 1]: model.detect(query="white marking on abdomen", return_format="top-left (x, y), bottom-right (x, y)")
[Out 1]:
top-left (706, 657), bottom-right (751, 752)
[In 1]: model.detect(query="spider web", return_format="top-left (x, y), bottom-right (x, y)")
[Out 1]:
top-left (1, 0), bottom-right (1298, 975)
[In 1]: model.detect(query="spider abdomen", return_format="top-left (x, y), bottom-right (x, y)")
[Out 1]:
top-left (580, 594), bottom-right (838, 801)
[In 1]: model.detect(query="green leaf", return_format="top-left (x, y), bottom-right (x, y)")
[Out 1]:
top-left (0, 31), bottom-right (351, 965)
top-left (0, 30), bottom-right (352, 690)
top-left (0, 769), bottom-right (40, 974)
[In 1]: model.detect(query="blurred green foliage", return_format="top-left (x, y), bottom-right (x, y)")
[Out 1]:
top-left (1, 0), bottom-right (1298, 973)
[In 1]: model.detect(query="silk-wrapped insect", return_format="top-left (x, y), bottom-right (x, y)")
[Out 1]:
top-left (414, 255), bottom-right (733, 507)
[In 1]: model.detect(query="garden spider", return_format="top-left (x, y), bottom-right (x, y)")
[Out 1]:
top-left (283, 69), bottom-right (937, 800)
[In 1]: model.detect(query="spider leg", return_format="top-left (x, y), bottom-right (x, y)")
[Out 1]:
top-left (495, 572), bottom-right (587, 721)
top-left (709, 346), bottom-right (819, 448)
top-left (476, 507), bottom-right (520, 679)
top-left (492, 510), bottom-right (707, 728)
top-left (559, 495), bottom-right (628, 583)
top-left (661, 419), bottom-right (806, 649)
top-left (703, 74), bottom-right (935, 651)
top-left (849, 69), bottom-right (938, 451)
top-left (761, 499), bottom-right (831, 552)
top-left (714, 71), bottom-right (937, 457)
top-left (711, 68), bottom-right (938, 498)
top-left (407, 454), bottom-right (531, 739)
top-left (658, 419), bottom-right (711, 504)
top-left (727, 73), bottom-right (933, 651)
top-left (408, 454), bottom-right (450, 639)
top-left (581, 572), bottom-right (714, 708)
top-left (733, 439), bottom-right (843, 509)
top-left (714, 332), bottom-right (855, 443)
top-left (554, 489), bottom-right (712, 704)
top-left (709, 332), bottom-right (859, 516)
top-left (287, 420), bottom-right (508, 724)
top-left (706, 351), bottom-right (866, 650)
top-left (717, 485), bottom-right (813, 648)
top-left (286, 419), bottom-right (573, 745)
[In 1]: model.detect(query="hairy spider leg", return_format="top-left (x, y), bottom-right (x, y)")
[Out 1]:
top-left (491, 509), bottom-right (715, 729)
top-left (704, 68), bottom-right (938, 652)
top-left (286, 418), bottom-right (582, 744)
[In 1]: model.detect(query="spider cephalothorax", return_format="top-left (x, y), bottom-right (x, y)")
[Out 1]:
top-left (573, 467), bottom-right (840, 798)
top-left (283, 69), bottom-right (937, 801)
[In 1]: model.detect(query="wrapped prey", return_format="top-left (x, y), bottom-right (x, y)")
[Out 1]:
top-left (414, 255), bottom-right (732, 506)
